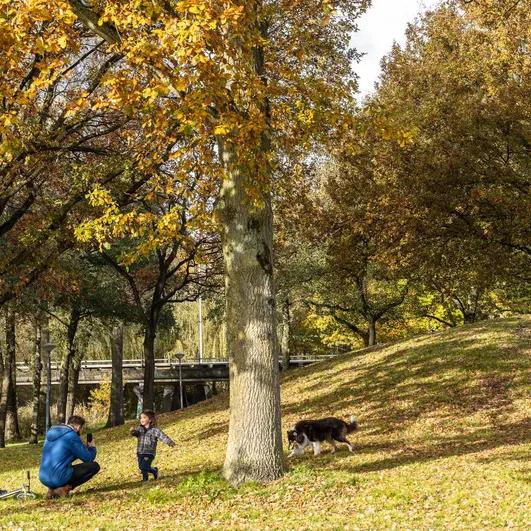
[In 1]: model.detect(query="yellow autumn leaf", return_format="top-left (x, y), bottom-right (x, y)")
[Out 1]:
top-left (188, 4), bottom-right (204, 15)
top-left (214, 124), bottom-right (231, 135)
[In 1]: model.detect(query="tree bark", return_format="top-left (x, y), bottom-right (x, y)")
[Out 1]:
top-left (66, 350), bottom-right (83, 420)
top-left (367, 319), bottom-right (377, 347)
top-left (220, 3), bottom-right (284, 486)
top-left (29, 319), bottom-right (43, 444)
top-left (219, 141), bottom-right (284, 485)
top-left (5, 304), bottom-right (20, 441)
top-left (142, 316), bottom-right (158, 411)
top-left (0, 343), bottom-right (6, 448)
top-left (454, 287), bottom-right (483, 324)
top-left (107, 324), bottom-right (124, 426)
top-left (41, 322), bottom-right (52, 431)
top-left (57, 305), bottom-right (81, 423)
top-left (280, 298), bottom-right (291, 371)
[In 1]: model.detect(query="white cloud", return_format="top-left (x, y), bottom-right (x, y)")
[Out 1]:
top-left (351, 0), bottom-right (440, 98)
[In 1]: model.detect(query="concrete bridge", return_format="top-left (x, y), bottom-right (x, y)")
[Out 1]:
top-left (15, 356), bottom-right (330, 386)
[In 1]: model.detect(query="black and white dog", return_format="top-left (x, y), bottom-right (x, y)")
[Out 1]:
top-left (287, 416), bottom-right (358, 457)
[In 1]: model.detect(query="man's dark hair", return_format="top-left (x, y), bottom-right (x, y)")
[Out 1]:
top-left (67, 415), bottom-right (86, 427)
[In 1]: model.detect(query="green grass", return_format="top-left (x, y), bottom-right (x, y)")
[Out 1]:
top-left (1, 316), bottom-right (530, 530)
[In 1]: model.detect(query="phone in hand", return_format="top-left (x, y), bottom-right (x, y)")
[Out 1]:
top-left (86, 433), bottom-right (93, 444)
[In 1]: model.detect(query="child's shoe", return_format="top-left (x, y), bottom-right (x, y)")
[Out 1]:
top-left (153, 467), bottom-right (159, 480)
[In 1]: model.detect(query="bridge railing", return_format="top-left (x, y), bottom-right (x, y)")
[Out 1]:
top-left (81, 358), bottom-right (230, 368)
top-left (15, 358), bottom-right (229, 370)
top-left (16, 353), bottom-right (334, 371)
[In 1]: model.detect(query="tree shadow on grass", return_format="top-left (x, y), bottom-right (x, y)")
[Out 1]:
top-left (0, 443), bottom-right (43, 476)
top-left (150, 392), bottom-right (230, 428)
top-left (282, 329), bottom-right (527, 437)
top-left (288, 418), bottom-right (530, 477)
top-left (178, 420), bottom-right (228, 442)
top-left (3, 464), bottom-right (225, 520)
top-left (516, 469), bottom-right (530, 483)
top-left (0, 479), bottom-right (165, 518)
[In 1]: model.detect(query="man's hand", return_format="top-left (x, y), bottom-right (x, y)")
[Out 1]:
top-left (169, 441), bottom-right (176, 448)
top-left (87, 440), bottom-right (96, 448)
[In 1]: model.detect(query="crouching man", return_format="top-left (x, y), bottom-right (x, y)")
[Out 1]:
top-left (39, 415), bottom-right (100, 499)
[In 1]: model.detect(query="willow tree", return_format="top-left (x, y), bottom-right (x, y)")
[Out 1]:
top-left (2, 0), bottom-right (368, 484)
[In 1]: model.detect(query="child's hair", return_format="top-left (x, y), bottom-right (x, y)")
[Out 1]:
top-left (140, 409), bottom-right (156, 426)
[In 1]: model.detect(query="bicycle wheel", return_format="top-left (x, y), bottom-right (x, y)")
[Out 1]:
top-left (15, 491), bottom-right (36, 500)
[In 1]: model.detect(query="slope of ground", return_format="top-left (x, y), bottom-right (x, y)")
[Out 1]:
top-left (1, 316), bottom-right (529, 529)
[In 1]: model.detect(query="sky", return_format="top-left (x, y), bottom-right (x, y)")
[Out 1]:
top-left (350, 0), bottom-right (440, 97)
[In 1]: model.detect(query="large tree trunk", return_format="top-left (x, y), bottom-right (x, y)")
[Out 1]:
top-left (220, 3), bottom-right (284, 486)
top-left (219, 141), bottom-right (284, 485)
top-left (57, 305), bottom-right (81, 423)
top-left (142, 316), bottom-right (158, 411)
top-left (29, 319), bottom-right (43, 444)
top-left (107, 324), bottom-right (124, 427)
top-left (5, 304), bottom-right (20, 441)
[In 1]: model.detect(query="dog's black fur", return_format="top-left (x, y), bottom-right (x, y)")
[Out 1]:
top-left (287, 416), bottom-right (358, 457)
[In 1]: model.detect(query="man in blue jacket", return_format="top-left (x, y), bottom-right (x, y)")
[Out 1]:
top-left (39, 415), bottom-right (100, 498)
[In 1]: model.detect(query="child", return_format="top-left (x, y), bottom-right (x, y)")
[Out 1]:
top-left (130, 410), bottom-right (176, 481)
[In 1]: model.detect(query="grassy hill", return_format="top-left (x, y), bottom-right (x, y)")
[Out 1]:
top-left (1, 316), bottom-right (530, 530)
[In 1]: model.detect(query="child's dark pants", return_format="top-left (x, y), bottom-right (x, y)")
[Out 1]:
top-left (137, 453), bottom-right (156, 481)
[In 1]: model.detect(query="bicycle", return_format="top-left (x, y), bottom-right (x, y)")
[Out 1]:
top-left (0, 471), bottom-right (37, 500)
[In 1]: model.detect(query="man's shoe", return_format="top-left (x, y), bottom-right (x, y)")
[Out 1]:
top-left (45, 488), bottom-right (58, 499)
top-left (152, 467), bottom-right (159, 480)
top-left (54, 485), bottom-right (72, 497)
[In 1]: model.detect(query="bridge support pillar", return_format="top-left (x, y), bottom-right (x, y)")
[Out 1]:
top-left (133, 384), bottom-right (143, 417)
top-left (203, 383), bottom-right (211, 400)
top-left (162, 386), bottom-right (174, 412)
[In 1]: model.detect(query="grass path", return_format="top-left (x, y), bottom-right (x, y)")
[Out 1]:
top-left (1, 316), bottom-right (529, 529)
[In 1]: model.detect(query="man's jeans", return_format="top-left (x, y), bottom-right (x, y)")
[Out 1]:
top-left (137, 453), bottom-right (156, 481)
top-left (69, 462), bottom-right (100, 489)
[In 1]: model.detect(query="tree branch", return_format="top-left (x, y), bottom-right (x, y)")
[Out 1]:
top-left (422, 314), bottom-right (457, 328)
top-left (67, 1), bottom-right (121, 44)
top-left (101, 252), bottom-right (146, 322)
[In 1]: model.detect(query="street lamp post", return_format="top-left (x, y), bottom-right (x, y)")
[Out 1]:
top-left (43, 342), bottom-right (56, 433)
top-left (198, 297), bottom-right (204, 363)
top-left (175, 352), bottom-right (185, 409)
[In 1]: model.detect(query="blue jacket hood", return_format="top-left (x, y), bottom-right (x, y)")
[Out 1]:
top-left (45, 424), bottom-right (74, 442)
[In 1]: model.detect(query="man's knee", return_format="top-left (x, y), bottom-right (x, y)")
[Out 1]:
top-left (89, 461), bottom-right (100, 474)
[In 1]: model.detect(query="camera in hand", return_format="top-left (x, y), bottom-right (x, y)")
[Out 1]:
top-left (86, 433), bottom-right (93, 444)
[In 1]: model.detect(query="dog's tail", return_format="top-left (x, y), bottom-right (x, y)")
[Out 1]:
top-left (347, 416), bottom-right (358, 432)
